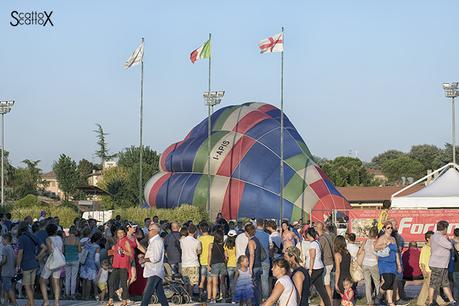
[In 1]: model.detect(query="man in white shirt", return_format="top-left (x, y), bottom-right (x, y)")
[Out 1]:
top-left (140, 223), bottom-right (169, 306)
top-left (180, 224), bottom-right (202, 296)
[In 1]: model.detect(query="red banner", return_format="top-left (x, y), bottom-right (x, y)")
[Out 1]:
top-left (348, 209), bottom-right (459, 242)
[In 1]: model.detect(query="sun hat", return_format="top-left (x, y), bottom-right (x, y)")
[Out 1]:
top-left (228, 230), bottom-right (237, 237)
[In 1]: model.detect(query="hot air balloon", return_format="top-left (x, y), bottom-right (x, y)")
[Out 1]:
top-left (144, 102), bottom-right (350, 221)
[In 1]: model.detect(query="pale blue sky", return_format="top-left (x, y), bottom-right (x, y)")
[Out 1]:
top-left (1, 0), bottom-right (458, 171)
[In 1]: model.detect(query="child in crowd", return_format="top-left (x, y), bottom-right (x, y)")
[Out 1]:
top-left (96, 259), bottom-right (110, 303)
top-left (233, 255), bottom-right (254, 305)
top-left (1, 233), bottom-right (17, 306)
top-left (339, 278), bottom-right (354, 306)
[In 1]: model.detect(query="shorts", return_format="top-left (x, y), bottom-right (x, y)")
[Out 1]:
top-left (22, 269), bottom-right (37, 286)
top-left (2, 277), bottom-right (12, 291)
top-left (381, 273), bottom-right (396, 290)
top-left (182, 266), bottom-right (200, 286)
top-left (210, 263), bottom-right (227, 277)
top-left (429, 267), bottom-right (450, 289)
top-left (323, 264), bottom-right (334, 286)
top-left (200, 265), bottom-right (209, 277)
top-left (41, 265), bottom-right (61, 280)
top-left (98, 282), bottom-right (107, 291)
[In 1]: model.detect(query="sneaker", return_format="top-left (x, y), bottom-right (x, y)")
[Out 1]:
top-left (395, 299), bottom-right (410, 306)
top-left (210, 299), bottom-right (216, 303)
top-left (447, 301), bottom-right (457, 305)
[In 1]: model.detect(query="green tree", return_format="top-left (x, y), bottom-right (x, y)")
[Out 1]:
top-left (11, 160), bottom-right (44, 199)
top-left (94, 123), bottom-right (116, 168)
top-left (53, 154), bottom-right (79, 201)
top-left (432, 143), bottom-right (459, 169)
top-left (98, 167), bottom-right (132, 209)
top-left (409, 144), bottom-right (441, 172)
top-left (321, 156), bottom-right (374, 187)
top-left (381, 156), bottom-right (424, 183)
top-left (371, 150), bottom-right (406, 169)
top-left (77, 159), bottom-right (95, 186)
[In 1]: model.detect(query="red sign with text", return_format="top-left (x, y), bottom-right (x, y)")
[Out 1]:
top-left (348, 209), bottom-right (459, 242)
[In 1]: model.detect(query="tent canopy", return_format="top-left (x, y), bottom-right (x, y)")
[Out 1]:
top-left (391, 164), bottom-right (459, 208)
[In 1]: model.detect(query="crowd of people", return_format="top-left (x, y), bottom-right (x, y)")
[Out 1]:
top-left (0, 211), bottom-right (457, 306)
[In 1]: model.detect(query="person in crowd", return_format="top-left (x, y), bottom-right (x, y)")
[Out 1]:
top-left (63, 225), bottom-right (81, 299)
top-left (225, 230), bottom-right (238, 298)
top-left (245, 223), bottom-right (264, 306)
top-left (164, 222), bottom-right (182, 276)
top-left (402, 242), bottom-right (422, 280)
top-left (140, 223), bottom-right (169, 306)
top-left (453, 228), bottom-right (459, 302)
top-left (359, 226), bottom-right (380, 306)
top-left (339, 278), bottom-right (354, 306)
top-left (345, 233), bottom-right (359, 260)
top-left (208, 229), bottom-right (227, 303)
top-left (281, 221), bottom-right (296, 250)
top-left (80, 232), bottom-right (101, 300)
top-left (37, 223), bottom-right (64, 306)
top-left (180, 223), bottom-right (202, 298)
top-left (266, 220), bottom-right (283, 260)
top-left (304, 227), bottom-right (331, 306)
top-left (284, 246), bottom-right (310, 306)
top-left (1, 233), bottom-right (17, 306)
top-left (417, 231), bottom-right (439, 306)
top-left (142, 218), bottom-right (151, 236)
top-left (106, 227), bottom-right (132, 306)
top-left (428, 220), bottom-right (456, 305)
top-left (198, 221), bottom-right (214, 301)
top-left (233, 255), bottom-right (255, 305)
top-left (262, 258), bottom-right (297, 306)
top-left (236, 225), bottom-right (249, 260)
top-left (388, 219), bottom-right (407, 303)
top-left (97, 259), bottom-right (110, 304)
top-left (255, 219), bottom-right (270, 301)
top-left (333, 235), bottom-right (352, 304)
top-left (374, 221), bottom-right (402, 306)
top-left (316, 221), bottom-right (335, 304)
top-left (128, 227), bottom-right (148, 296)
top-left (17, 221), bottom-right (39, 306)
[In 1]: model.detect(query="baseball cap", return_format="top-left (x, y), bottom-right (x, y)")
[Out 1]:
top-left (285, 246), bottom-right (302, 263)
top-left (228, 230), bottom-right (237, 237)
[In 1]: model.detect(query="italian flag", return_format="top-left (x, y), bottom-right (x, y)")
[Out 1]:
top-left (190, 39), bottom-right (211, 63)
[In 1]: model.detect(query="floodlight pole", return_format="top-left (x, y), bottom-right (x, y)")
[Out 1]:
top-left (442, 82), bottom-right (458, 165)
top-left (0, 101), bottom-right (14, 206)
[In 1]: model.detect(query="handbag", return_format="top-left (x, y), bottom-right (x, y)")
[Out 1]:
top-left (46, 246), bottom-right (65, 270)
top-left (350, 258), bottom-right (364, 282)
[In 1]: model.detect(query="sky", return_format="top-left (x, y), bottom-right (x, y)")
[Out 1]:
top-left (1, 0), bottom-right (458, 171)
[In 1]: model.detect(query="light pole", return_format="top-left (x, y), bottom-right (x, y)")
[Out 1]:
top-left (203, 91), bottom-right (224, 219)
top-left (442, 83), bottom-right (458, 164)
top-left (0, 100), bottom-right (14, 206)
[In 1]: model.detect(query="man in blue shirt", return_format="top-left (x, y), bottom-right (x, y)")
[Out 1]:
top-left (255, 219), bottom-right (270, 300)
top-left (16, 222), bottom-right (40, 306)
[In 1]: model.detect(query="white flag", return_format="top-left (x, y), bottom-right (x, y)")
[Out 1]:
top-left (124, 40), bottom-right (144, 69)
top-left (258, 33), bottom-right (283, 54)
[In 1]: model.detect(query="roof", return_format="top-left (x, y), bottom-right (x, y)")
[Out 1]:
top-left (337, 185), bottom-right (424, 203)
top-left (76, 185), bottom-right (112, 196)
top-left (42, 171), bottom-right (56, 179)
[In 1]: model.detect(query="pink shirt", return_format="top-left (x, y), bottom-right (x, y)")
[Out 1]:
top-left (429, 232), bottom-right (452, 269)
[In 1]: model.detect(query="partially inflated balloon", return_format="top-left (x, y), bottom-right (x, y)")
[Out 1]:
top-left (145, 102), bottom-right (350, 221)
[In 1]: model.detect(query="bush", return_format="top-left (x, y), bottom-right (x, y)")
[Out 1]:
top-left (15, 194), bottom-right (43, 207)
top-left (11, 205), bottom-right (79, 228)
top-left (114, 204), bottom-right (208, 225)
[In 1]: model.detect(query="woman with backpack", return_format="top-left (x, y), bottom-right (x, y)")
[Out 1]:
top-left (208, 229), bottom-right (227, 303)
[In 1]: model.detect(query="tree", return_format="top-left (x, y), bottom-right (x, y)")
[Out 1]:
top-left (11, 159), bottom-right (44, 199)
top-left (321, 156), bottom-right (374, 187)
top-left (409, 144), bottom-right (441, 172)
top-left (381, 156), bottom-right (424, 183)
top-left (98, 167), bottom-right (132, 209)
top-left (94, 123), bottom-right (115, 168)
top-left (53, 154), bottom-right (79, 201)
top-left (432, 143), bottom-right (459, 169)
top-left (371, 150), bottom-right (406, 169)
top-left (77, 159), bottom-right (95, 186)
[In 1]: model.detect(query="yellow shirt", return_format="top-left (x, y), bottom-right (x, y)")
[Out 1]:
top-left (198, 234), bottom-right (214, 266)
top-left (224, 245), bottom-right (237, 268)
top-left (419, 244), bottom-right (431, 273)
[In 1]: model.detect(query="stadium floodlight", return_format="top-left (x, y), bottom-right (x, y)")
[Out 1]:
top-left (442, 83), bottom-right (458, 164)
top-left (0, 100), bottom-right (14, 206)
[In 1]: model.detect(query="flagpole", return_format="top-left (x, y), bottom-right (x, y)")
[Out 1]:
top-left (207, 33), bottom-right (212, 219)
top-left (139, 37), bottom-right (144, 207)
top-left (279, 27), bottom-right (285, 224)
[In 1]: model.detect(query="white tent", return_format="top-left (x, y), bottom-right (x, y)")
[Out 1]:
top-left (391, 163), bottom-right (459, 209)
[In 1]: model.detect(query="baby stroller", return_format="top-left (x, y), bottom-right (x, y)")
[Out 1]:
top-left (151, 263), bottom-right (191, 304)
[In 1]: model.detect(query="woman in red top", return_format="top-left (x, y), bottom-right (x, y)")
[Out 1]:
top-left (106, 228), bottom-right (132, 306)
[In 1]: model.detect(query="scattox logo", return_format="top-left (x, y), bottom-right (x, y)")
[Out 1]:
top-left (10, 11), bottom-right (54, 27)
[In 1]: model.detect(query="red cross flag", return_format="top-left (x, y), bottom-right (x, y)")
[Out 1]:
top-left (258, 32), bottom-right (283, 54)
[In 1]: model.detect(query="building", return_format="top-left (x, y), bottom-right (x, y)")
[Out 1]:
top-left (337, 185), bottom-right (424, 208)
top-left (367, 168), bottom-right (388, 184)
top-left (41, 171), bottom-right (64, 199)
